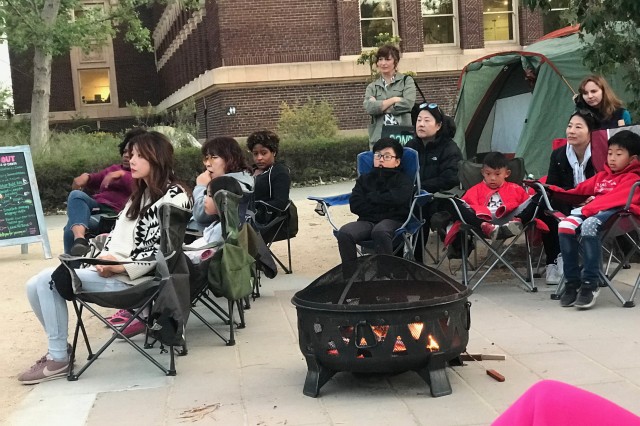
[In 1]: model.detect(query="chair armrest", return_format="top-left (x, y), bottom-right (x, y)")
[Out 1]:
top-left (255, 199), bottom-right (290, 214)
top-left (414, 190), bottom-right (432, 207)
top-left (624, 180), bottom-right (640, 210)
top-left (307, 194), bottom-right (351, 207)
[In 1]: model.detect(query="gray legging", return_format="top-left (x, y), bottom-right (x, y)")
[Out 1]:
top-left (26, 267), bottom-right (131, 361)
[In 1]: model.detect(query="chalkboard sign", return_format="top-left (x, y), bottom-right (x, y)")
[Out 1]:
top-left (0, 146), bottom-right (51, 258)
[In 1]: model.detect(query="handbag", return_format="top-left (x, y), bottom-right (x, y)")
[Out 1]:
top-left (207, 226), bottom-right (254, 301)
top-left (49, 262), bottom-right (75, 301)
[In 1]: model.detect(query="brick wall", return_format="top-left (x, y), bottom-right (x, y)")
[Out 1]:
top-left (336, 0), bottom-right (362, 56)
top-left (216, 0), bottom-right (339, 66)
top-left (113, 10), bottom-right (161, 108)
top-left (194, 74), bottom-right (458, 139)
top-left (458, 0), bottom-right (483, 49)
top-left (10, 49), bottom-right (75, 114)
top-left (397, 0), bottom-right (423, 53)
top-left (518, 6), bottom-right (544, 46)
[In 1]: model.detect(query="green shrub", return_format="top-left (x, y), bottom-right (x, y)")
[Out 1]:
top-left (277, 99), bottom-right (338, 140)
top-left (279, 136), bottom-right (368, 184)
top-left (22, 127), bottom-right (367, 212)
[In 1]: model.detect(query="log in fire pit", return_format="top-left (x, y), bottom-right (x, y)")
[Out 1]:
top-left (292, 255), bottom-right (471, 397)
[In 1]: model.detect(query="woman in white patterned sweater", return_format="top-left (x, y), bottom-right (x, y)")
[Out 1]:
top-left (18, 131), bottom-right (192, 385)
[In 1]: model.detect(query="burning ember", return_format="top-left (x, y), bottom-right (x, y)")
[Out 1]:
top-left (359, 337), bottom-right (368, 346)
top-left (371, 325), bottom-right (389, 341)
top-left (408, 322), bottom-right (423, 340)
top-left (393, 336), bottom-right (407, 355)
top-left (327, 341), bottom-right (339, 356)
top-left (426, 334), bottom-right (440, 352)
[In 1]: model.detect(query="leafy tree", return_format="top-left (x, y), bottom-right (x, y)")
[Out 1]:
top-left (0, 83), bottom-right (12, 117)
top-left (0, 0), bottom-right (194, 151)
top-left (523, 0), bottom-right (640, 114)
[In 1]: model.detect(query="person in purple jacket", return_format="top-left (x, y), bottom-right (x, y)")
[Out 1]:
top-left (64, 128), bottom-right (146, 255)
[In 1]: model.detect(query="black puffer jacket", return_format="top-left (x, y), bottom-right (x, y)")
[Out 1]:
top-left (546, 146), bottom-right (596, 190)
top-left (406, 135), bottom-right (462, 193)
top-left (349, 167), bottom-right (414, 223)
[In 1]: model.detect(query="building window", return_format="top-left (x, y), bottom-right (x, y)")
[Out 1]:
top-left (542, 0), bottom-right (570, 35)
top-left (79, 69), bottom-right (111, 104)
top-left (483, 0), bottom-right (516, 42)
top-left (360, 0), bottom-right (397, 48)
top-left (422, 0), bottom-right (457, 45)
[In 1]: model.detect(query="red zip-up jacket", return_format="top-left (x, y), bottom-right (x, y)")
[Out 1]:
top-left (462, 181), bottom-right (530, 221)
top-left (547, 161), bottom-right (640, 217)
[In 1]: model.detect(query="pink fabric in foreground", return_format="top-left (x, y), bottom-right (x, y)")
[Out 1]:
top-left (492, 380), bottom-right (640, 426)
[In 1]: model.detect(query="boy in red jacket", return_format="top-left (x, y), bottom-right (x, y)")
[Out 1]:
top-left (444, 152), bottom-right (532, 253)
top-left (551, 130), bottom-right (640, 309)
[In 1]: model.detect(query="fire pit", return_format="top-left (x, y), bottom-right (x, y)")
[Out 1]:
top-left (291, 255), bottom-right (471, 397)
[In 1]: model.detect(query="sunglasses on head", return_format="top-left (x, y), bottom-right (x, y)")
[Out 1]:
top-left (419, 102), bottom-right (442, 114)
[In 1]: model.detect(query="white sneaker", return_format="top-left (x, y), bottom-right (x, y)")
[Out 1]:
top-left (545, 263), bottom-right (562, 285)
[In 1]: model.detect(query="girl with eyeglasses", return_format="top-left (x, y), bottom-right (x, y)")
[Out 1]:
top-left (190, 137), bottom-right (254, 231)
top-left (363, 44), bottom-right (416, 147)
top-left (575, 75), bottom-right (631, 130)
top-left (406, 103), bottom-right (462, 263)
top-left (335, 137), bottom-right (413, 262)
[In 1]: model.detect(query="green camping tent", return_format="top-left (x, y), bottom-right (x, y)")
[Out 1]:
top-left (453, 27), bottom-right (632, 177)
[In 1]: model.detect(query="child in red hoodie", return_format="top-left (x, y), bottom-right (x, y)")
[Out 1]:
top-left (550, 130), bottom-right (640, 309)
top-left (444, 152), bottom-right (532, 253)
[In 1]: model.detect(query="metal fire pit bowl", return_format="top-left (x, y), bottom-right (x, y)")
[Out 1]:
top-left (292, 255), bottom-right (472, 398)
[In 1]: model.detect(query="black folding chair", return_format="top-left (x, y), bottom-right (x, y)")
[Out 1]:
top-left (63, 203), bottom-right (192, 380)
top-left (437, 158), bottom-right (539, 292)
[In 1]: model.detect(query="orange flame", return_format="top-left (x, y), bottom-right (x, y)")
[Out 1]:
top-left (371, 325), bottom-right (389, 341)
top-left (426, 334), bottom-right (440, 352)
top-left (360, 337), bottom-right (368, 346)
top-left (408, 322), bottom-right (423, 340)
top-left (393, 336), bottom-right (407, 353)
top-left (327, 349), bottom-right (339, 356)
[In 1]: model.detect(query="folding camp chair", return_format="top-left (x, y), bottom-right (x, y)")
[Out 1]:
top-left (187, 189), bottom-right (255, 348)
top-left (63, 203), bottom-right (192, 380)
top-left (438, 158), bottom-right (539, 292)
top-left (528, 180), bottom-right (640, 307)
top-left (308, 147), bottom-right (431, 261)
top-left (249, 199), bottom-right (296, 275)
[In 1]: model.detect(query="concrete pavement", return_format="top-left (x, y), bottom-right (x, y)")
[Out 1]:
top-left (5, 183), bottom-right (640, 425)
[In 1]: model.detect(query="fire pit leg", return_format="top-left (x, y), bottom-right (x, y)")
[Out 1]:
top-left (302, 355), bottom-right (336, 397)
top-left (416, 358), bottom-right (452, 397)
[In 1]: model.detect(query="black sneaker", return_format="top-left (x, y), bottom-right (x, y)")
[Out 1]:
top-left (70, 238), bottom-right (90, 256)
top-left (575, 287), bottom-right (599, 309)
top-left (560, 287), bottom-right (578, 307)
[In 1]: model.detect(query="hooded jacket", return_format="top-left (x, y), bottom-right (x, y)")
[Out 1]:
top-left (462, 181), bottom-right (530, 221)
top-left (405, 133), bottom-right (462, 193)
top-left (547, 161), bottom-right (640, 217)
top-left (349, 167), bottom-right (413, 223)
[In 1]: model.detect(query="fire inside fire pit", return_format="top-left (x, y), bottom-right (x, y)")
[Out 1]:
top-left (292, 255), bottom-right (471, 397)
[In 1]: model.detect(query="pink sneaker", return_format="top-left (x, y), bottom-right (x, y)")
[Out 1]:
top-left (115, 318), bottom-right (146, 339)
top-left (106, 309), bottom-right (133, 328)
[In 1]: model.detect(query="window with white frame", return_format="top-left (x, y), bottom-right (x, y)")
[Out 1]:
top-left (422, 0), bottom-right (457, 45)
top-left (483, 0), bottom-right (516, 42)
top-left (360, 0), bottom-right (397, 48)
top-left (542, 0), bottom-right (570, 35)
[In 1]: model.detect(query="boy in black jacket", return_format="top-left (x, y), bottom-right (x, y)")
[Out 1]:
top-left (336, 138), bottom-right (414, 262)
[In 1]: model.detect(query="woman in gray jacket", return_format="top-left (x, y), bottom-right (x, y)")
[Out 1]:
top-left (363, 44), bottom-right (416, 147)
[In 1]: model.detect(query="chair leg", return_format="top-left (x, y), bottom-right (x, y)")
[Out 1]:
top-left (227, 300), bottom-right (236, 346)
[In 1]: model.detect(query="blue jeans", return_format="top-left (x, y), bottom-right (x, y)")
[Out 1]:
top-left (558, 209), bottom-right (618, 290)
top-left (63, 190), bottom-right (101, 253)
top-left (26, 267), bottom-right (130, 361)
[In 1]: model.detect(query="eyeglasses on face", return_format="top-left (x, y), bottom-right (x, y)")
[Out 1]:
top-left (374, 153), bottom-right (397, 161)
top-left (203, 154), bottom-right (220, 163)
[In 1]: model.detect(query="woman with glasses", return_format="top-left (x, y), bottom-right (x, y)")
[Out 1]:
top-left (575, 75), bottom-right (631, 130)
top-left (406, 103), bottom-right (462, 263)
top-left (363, 44), bottom-right (416, 147)
top-left (335, 138), bottom-right (413, 263)
top-left (191, 137), bottom-right (254, 230)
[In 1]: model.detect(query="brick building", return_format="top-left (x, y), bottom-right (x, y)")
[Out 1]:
top-left (10, 0), bottom-right (569, 138)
